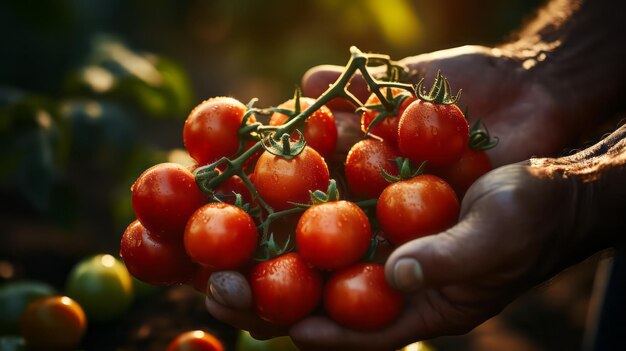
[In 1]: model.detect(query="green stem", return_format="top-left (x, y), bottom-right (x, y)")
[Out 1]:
top-left (195, 46), bottom-right (404, 235)
top-left (354, 198), bottom-right (378, 208)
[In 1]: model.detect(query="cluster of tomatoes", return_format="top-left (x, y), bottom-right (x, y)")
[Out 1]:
top-left (120, 70), bottom-right (496, 332)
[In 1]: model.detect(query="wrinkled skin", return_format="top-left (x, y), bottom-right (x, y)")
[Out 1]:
top-left (302, 46), bottom-right (576, 167)
top-left (207, 162), bottom-right (593, 350)
top-left (204, 46), bottom-right (606, 350)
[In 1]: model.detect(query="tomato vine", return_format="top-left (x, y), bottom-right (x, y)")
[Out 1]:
top-left (192, 46), bottom-right (415, 258)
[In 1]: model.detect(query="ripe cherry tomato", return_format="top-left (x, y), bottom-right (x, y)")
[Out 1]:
top-left (361, 88), bottom-right (416, 145)
top-left (120, 221), bottom-right (196, 286)
top-left (65, 254), bottom-right (134, 322)
top-left (296, 201), bottom-right (371, 270)
top-left (214, 173), bottom-right (253, 205)
top-left (183, 97), bottom-right (254, 165)
top-left (397, 100), bottom-right (469, 167)
top-left (132, 163), bottom-right (207, 240)
top-left (252, 146), bottom-right (329, 211)
top-left (324, 263), bottom-right (402, 331)
top-left (269, 97), bottom-right (337, 158)
top-left (21, 296), bottom-right (87, 350)
top-left (344, 138), bottom-right (399, 199)
top-left (431, 147), bottom-right (492, 199)
top-left (185, 203), bottom-right (257, 270)
top-left (250, 253), bottom-right (322, 325)
top-left (166, 330), bottom-right (224, 351)
top-left (190, 265), bottom-right (215, 294)
top-left (377, 175), bottom-right (459, 246)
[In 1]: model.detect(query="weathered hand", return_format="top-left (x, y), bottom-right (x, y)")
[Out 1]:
top-left (206, 161), bottom-right (596, 350)
top-left (303, 45), bottom-right (576, 167)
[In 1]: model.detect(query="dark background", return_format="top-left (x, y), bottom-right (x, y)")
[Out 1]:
top-left (1, 1), bottom-right (599, 350)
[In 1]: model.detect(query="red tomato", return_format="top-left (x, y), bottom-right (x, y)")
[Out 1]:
top-left (185, 203), bottom-right (257, 270)
top-left (214, 173), bottom-right (253, 205)
top-left (132, 163), bottom-right (207, 240)
top-left (296, 201), bottom-right (371, 270)
top-left (324, 263), bottom-right (402, 331)
top-left (21, 296), bottom-right (87, 350)
top-left (361, 88), bottom-right (416, 145)
top-left (120, 220), bottom-right (195, 285)
top-left (269, 97), bottom-right (337, 158)
top-left (377, 175), bottom-right (459, 246)
top-left (344, 139), bottom-right (399, 199)
top-left (190, 265), bottom-right (215, 294)
top-left (166, 330), bottom-right (224, 351)
top-left (397, 100), bottom-right (469, 167)
top-left (250, 253), bottom-right (322, 325)
top-left (184, 97), bottom-right (256, 165)
top-left (431, 147), bottom-right (492, 199)
top-left (253, 146), bottom-right (329, 211)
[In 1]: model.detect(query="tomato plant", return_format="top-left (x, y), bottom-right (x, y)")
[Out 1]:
top-left (120, 220), bottom-right (196, 285)
top-left (296, 200), bottom-right (371, 270)
top-left (269, 97), bottom-right (337, 158)
top-left (20, 296), bottom-right (86, 350)
top-left (185, 203), bottom-right (257, 270)
top-left (183, 97), bottom-right (253, 165)
top-left (166, 330), bottom-right (224, 351)
top-left (397, 72), bottom-right (468, 167)
top-left (132, 162), bottom-right (207, 240)
top-left (361, 87), bottom-right (416, 145)
top-left (377, 174), bottom-right (459, 246)
top-left (65, 254), bottom-right (134, 322)
top-left (252, 146), bottom-right (329, 211)
top-left (249, 253), bottom-right (322, 325)
top-left (324, 263), bottom-right (403, 331)
top-left (344, 138), bottom-right (400, 198)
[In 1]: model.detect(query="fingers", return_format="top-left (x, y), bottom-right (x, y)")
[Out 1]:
top-left (205, 295), bottom-right (287, 340)
top-left (206, 271), bottom-right (287, 339)
top-left (290, 295), bottom-right (449, 351)
top-left (384, 215), bottom-right (501, 292)
top-left (290, 314), bottom-right (414, 351)
top-left (208, 271), bottom-right (251, 310)
top-left (301, 65), bottom-right (371, 110)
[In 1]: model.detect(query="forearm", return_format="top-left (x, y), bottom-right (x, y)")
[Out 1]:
top-left (531, 123), bottom-right (626, 260)
top-left (502, 0), bottom-right (626, 127)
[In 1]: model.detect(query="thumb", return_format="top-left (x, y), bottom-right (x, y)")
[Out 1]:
top-left (384, 213), bottom-right (500, 292)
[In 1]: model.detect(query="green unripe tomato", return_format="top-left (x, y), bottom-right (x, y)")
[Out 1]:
top-left (0, 336), bottom-right (26, 351)
top-left (66, 254), bottom-right (133, 322)
top-left (236, 330), bottom-right (299, 351)
top-left (0, 281), bottom-right (56, 335)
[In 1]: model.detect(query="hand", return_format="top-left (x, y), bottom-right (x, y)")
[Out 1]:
top-left (302, 45), bottom-right (576, 167)
top-left (206, 162), bottom-right (591, 350)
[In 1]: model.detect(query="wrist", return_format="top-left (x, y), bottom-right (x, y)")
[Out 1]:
top-left (530, 124), bottom-right (626, 260)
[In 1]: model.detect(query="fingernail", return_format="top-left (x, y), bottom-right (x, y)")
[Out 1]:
top-left (208, 283), bottom-right (227, 305)
top-left (392, 258), bottom-right (424, 292)
top-left (208, 271), bottom-right (252, 310)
